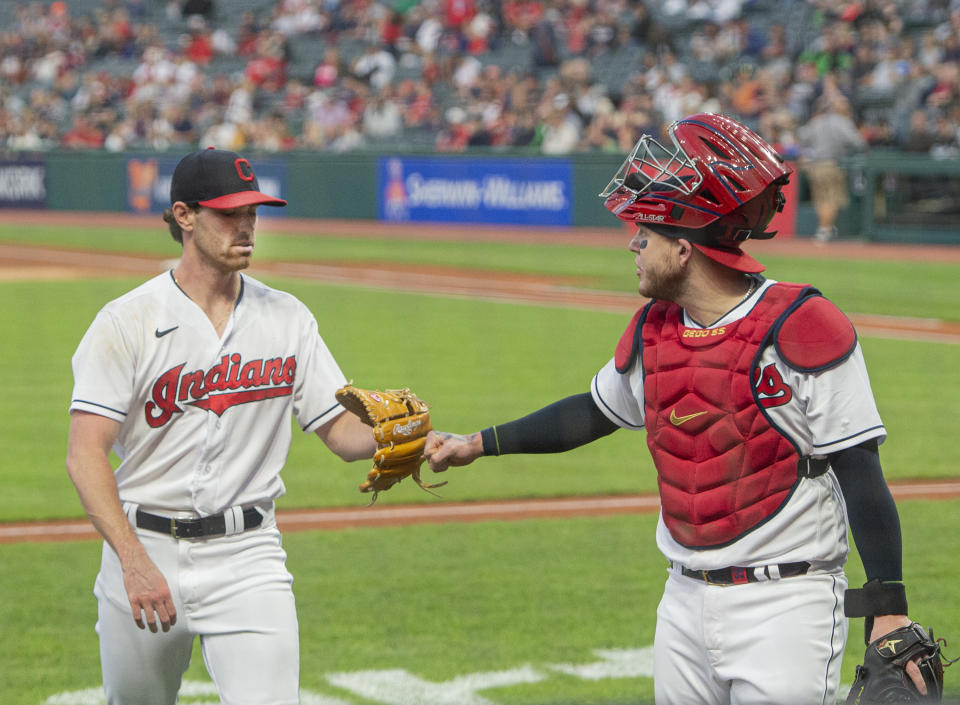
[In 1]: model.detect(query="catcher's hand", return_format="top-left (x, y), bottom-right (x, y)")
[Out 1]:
top-left (335, 384), bottom-right (445, 502)
top-left (846, 623), bottom-right (949, 704)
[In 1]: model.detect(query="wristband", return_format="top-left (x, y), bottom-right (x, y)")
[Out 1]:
top-left (844, 579), bottom-right (908, 618)
top-left (480, 427), bottom-right (500, 456)
top-left (844, 579), bottom-right (909, 645)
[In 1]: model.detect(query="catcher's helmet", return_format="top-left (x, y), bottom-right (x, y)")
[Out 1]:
top-left (600, 113), bottom-right (792, 272)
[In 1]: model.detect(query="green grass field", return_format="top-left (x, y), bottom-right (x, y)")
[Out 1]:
top-left (1, 220), bottom-right (958, 704)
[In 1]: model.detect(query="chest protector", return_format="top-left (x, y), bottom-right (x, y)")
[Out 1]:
top-left (634, 283), bottom-right (823, 549)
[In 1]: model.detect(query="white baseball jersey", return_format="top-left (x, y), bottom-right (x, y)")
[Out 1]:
top-left (70, 270), bottom-right (347, 516)
top-left (591, 278), bottom-right (886, 571)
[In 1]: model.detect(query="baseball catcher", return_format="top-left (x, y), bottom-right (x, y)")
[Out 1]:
top-left (335, 384), bottom-right (444, 502)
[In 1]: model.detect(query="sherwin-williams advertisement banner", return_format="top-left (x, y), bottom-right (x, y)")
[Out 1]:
top-left (378, 157), bottom-right (572, 226)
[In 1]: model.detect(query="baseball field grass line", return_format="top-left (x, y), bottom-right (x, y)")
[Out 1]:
top-left (2, 479), bottom-right (958, 544)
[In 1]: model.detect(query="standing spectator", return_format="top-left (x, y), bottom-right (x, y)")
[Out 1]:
top-left (445, 0), bottom-right (476, 43)
top-left (252, 110), bottom-right (299, 150)
top-left (61, 113), bottom-right (105, 149)
top-left (464, 7), bottom-right (497, 54)
top-left (235, 12), bottom-right (263, 56)
top-left (531, 13), bottom-right (561, 69)
top-left (245, 32), bottom-right (288, 92)
top-left (165, 103), bottom-right (198, 145)
top-left (328, 116), bottom-right (366, 152)
top-left (362, 93), bottom-right (403, 138)
top-left (931, 113), bottom-right (960, 159)
top-left (900, 108), bottom-right (937, 153)
top-left (313, 48), bottom-right (342, 88)
top-left (380, 9), bottom-right (405, 54)
top-left (785, 61), bottom-right (820, 124)
top-left (539, 96), bottom-right (581, 154)
top-left (351, 43), bottom-right (396, 93)
top-left (303, 88), bottom-right (354, 146)
top-left (183, 16), bottom-right (214, 65)
top-left (796, 95), bottom-right (866, 243)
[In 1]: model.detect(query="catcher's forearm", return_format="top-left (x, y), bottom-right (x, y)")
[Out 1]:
top-left (831, 439), bottom-right (902, 581)
top-left (480, 393), bottom-right (618, 456)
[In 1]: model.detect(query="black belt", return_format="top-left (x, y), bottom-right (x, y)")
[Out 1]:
top-left (136, 507), bottom-right (263, 539)
top-left (676, 561), bottom-right (810, 586)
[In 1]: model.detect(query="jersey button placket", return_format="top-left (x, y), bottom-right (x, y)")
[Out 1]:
top-left (191, 412), bottom-right (222, 513)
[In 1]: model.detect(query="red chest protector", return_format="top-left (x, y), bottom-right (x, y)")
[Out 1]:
top-left (615, 282), bottom-right (855, 549)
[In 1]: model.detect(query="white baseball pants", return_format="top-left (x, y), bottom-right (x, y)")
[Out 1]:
top-left (653, 568), bottom-right (848, 705)
top-left (93, 520), bottom-right (299, 705)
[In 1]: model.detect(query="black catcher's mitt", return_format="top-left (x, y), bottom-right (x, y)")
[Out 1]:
top-left (846, 623), bottom-right (948, 704)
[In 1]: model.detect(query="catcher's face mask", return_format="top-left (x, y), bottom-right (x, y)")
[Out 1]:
top-left (600, 113), bottom-right (793, 273)
top-left (599, 131), bottom-right (704, 206)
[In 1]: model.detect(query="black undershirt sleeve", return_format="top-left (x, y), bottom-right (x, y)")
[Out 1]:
top-left (830, 439), bottom-right (903, 582)
top-left (480, 393), bottom-right (619, 456)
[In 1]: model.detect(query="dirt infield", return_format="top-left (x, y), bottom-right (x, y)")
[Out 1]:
top-left (4, 209), bottom-right (960, 261)
top-left (3, 479), bottom-right (960, 544)
top-left (2, 210), bottom-right (959, 544)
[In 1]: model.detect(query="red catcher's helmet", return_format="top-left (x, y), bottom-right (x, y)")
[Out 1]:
top-left (600, 113), bottom-right (792, 272)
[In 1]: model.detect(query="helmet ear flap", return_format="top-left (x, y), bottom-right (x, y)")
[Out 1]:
top-left (774, 188), bottom-right (787, 214)
top-left (715, 179), bottom-right (789, 241)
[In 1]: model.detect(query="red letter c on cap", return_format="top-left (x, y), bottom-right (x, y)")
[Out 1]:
top-left (234, 158), bottom-right (255, 182)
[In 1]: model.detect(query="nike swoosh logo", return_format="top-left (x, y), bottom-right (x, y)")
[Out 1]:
top-left (155, 326), bottom-right (179, 338)
top-left (669, 409), bottom-right (708, 426)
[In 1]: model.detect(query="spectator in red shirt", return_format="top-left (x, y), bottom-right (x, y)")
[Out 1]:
top-left (61, 113), bottom-right (105, 149)
top-left (380, 10), bottom-right (405, 54)
top-left (183, 17), bottom-right (214, 65)
top-left (445, 0), bottom-right (475, 30)
top-left (313, 48), bottom-right (342, 88)
top-left (245, 32), bottom-right (287, 91)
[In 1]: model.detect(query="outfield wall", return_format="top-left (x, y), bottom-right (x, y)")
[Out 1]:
top-left (1, 149), bottom-right (958, 244)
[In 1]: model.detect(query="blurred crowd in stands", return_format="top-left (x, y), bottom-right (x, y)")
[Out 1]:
top-left (1, 0), bottom-right (959, 160)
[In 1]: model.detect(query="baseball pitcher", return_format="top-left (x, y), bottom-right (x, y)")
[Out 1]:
top-left (66, 148), bottom-right (432, 704)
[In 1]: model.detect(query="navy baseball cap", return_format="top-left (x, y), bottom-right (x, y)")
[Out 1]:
top-left (170, 147), bottom-right (287, 209)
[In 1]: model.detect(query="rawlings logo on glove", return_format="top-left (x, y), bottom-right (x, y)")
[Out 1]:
top-left (335, 384), bottom-right (445, 502)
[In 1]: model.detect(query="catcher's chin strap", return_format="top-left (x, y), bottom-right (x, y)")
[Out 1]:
top-left (845, 579), bottom-right (910, 645)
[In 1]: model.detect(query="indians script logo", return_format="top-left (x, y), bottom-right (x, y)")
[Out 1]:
top-left (145, 353), bottom-right (296, 428)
